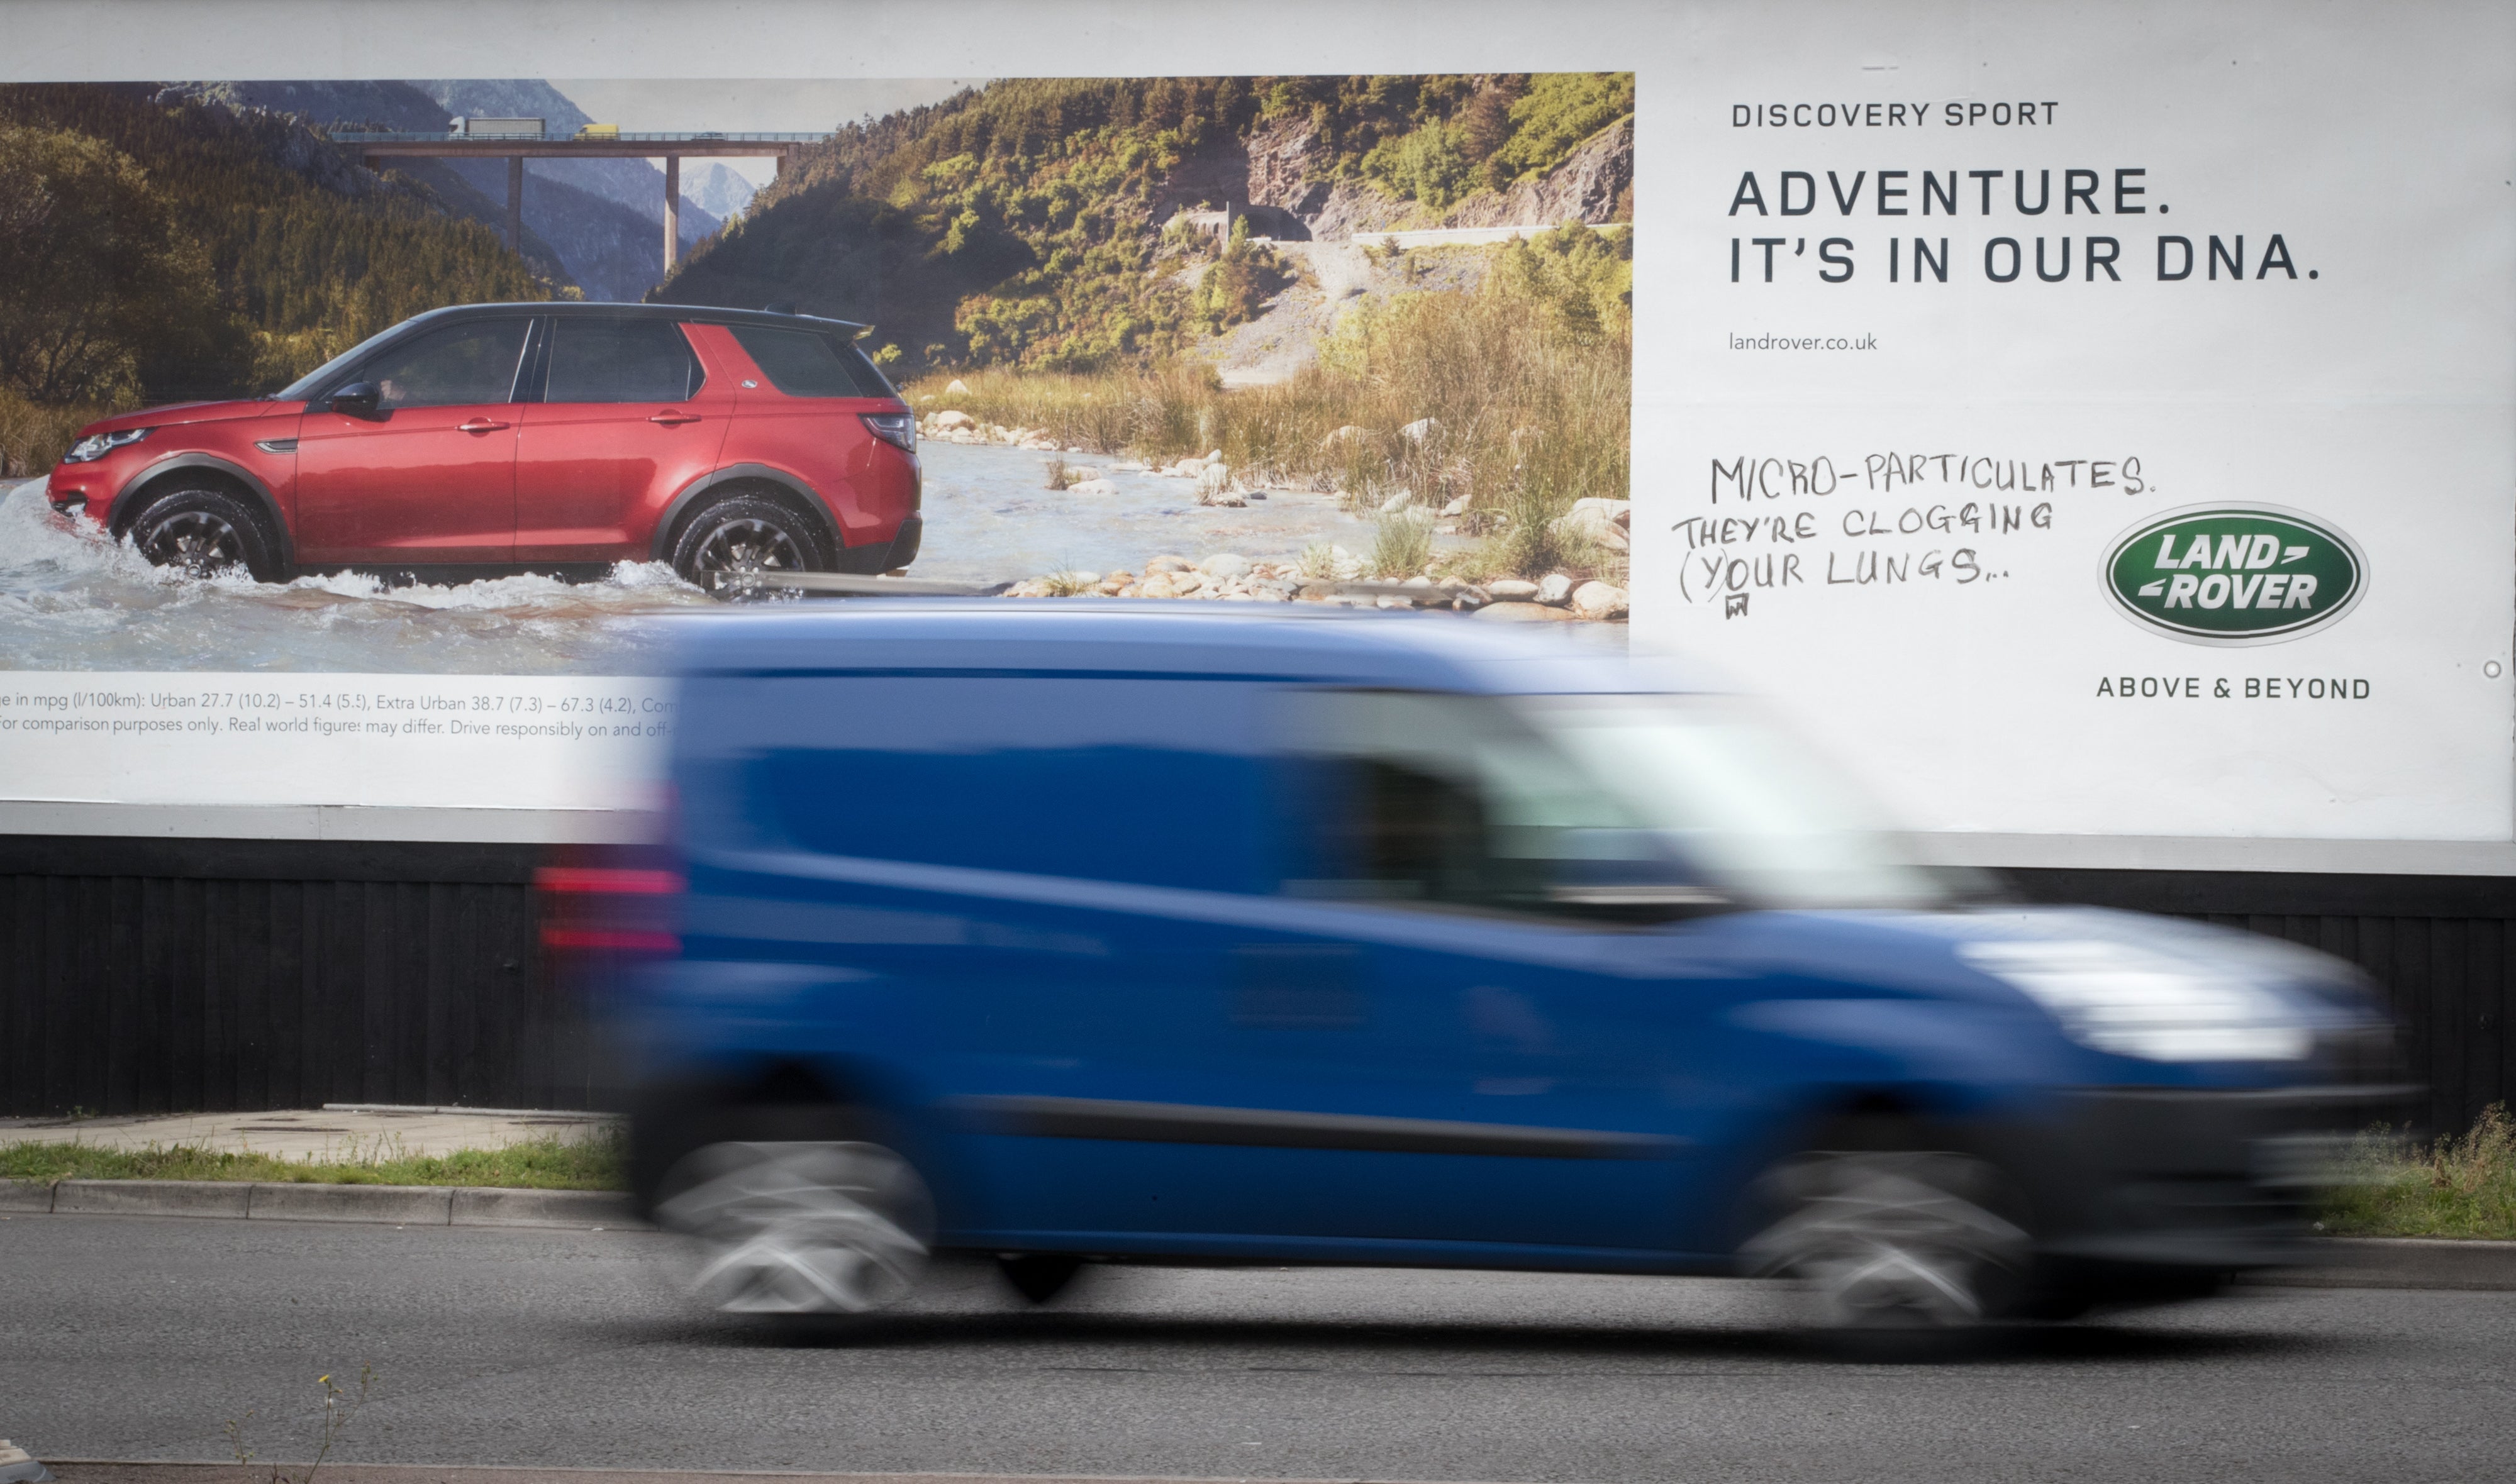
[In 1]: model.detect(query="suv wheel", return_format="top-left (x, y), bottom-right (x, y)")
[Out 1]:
top-left (670, 492), bottom-right (828, 593)
top-left (130, 485), bottom-right (281, 581)
top-left (1739, 1145), bottom-right (2032, 1336)
top-left (652, 1135), bottom-right (934, 1317)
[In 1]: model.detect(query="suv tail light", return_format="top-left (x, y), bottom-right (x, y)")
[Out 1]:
top-left (860, 411), bottom-right (916, 451)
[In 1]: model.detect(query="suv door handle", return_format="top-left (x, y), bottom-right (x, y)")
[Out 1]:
top-left (648, 411), bottom-right (701, 425)
top-left (456, 418), bottom-right (510, 433)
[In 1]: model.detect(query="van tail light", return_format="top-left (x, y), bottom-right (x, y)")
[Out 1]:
top-left (860, 411), bottom-right (916, 451)
top-left (536, 856), bottom-right (684, 958)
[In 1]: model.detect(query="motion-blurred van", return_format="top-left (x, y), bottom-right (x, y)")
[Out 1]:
top-left (621, 604), bottom-right (2405, 1332)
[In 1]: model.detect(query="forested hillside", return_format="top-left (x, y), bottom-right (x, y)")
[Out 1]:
top-left (0, 83), bottom-right (545, 409)
top-left (654, 74), bottom-right (1632, 372)
top-left (190, 80), bottom-right (723, 303)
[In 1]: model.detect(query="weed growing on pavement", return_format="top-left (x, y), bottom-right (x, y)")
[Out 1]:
top-left (0, 1128), bottom-right (626, 1189)
top-left (226, 1364), bottom-right (374, 1484)
top-left (2320, 1102), bottom-right (2516, 1239)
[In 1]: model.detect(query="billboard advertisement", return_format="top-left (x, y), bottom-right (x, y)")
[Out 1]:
top-left (0, 60), bottom-right (1637, 838)
top-left (2, 0), bottom-right (2510, 873)
top-left (1637, 1), bottom-right (2516, 870)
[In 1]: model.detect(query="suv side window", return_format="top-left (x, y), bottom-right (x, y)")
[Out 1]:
top-left (1283, 690), bottom-right (1704, 922)
top-left (725, 324), bottom-right (895, 397)
top-left (544, 318), bottom-right (706, 402)
top-left (360, 319), bottom-right (532, 409)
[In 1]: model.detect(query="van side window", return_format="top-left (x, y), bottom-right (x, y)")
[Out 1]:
top-left (544, 318), bottom-right (705, 402)
top-left (726, 324), bottom-right (896, 397)
top-left (1282, 690), bottom-right (1709, 922)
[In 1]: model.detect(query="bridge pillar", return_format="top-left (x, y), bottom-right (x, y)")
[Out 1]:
top-left (506, 155), bottom-right (523, 254)
top-left (664, 155), bottom-right (680, 275)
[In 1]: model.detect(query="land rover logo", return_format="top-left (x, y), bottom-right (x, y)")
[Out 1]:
top-left (2103, 505), bottom-right (2366, 646)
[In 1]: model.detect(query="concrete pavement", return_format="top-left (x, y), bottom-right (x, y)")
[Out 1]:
top-left (6, 1214), bottom-right (2516, 1483)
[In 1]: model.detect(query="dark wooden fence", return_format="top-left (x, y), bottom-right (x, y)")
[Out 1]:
top-left (0, 835), bottom-right (2507, 1131)
top-left (0, 836), bottom-right (584, 1116)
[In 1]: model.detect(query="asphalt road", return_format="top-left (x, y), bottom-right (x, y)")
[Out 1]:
top-left (4, 1214), bottom-right (2513, 1484)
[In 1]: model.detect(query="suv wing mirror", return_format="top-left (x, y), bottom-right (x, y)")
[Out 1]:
top-left (329, 382), bottom-right (384, 420)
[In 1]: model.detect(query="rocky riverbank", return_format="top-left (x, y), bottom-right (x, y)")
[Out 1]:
top-left (999, 550), bottom-right (1628, 623)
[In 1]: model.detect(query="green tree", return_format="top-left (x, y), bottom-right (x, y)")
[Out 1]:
top-left (0, 123), bottom-right (239, 404)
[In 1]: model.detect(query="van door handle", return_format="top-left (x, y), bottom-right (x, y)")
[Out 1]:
top-left (649, 411), bottom-right (701, 425)
top-left (456, 418), bottom-right (510, 433)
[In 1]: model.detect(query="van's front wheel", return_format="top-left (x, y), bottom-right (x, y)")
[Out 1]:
top-left (1740, 1146), bottom-right (2032, 1334)
top-left (653, 1138), bottom-right (934, 1315)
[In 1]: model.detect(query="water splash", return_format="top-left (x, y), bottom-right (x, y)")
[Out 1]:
top-left (0, 440), bottom-right (1395, 674)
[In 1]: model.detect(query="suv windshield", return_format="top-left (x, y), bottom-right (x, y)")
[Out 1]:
top-left (274, 321), bottom-right (420, 401)
top-left (1291, 689), bottom-right (1954, 915)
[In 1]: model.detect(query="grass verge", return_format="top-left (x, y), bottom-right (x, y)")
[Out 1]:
top-left (2320, 1104), bottom-right (2516, 1241)
top-left (0, 1129), bottom-right (626, 1190)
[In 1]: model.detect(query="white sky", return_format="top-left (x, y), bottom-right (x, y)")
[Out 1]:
top-left (550, 78), bottom-right (981, 186)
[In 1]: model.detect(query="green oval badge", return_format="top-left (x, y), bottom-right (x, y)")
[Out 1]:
top-left (2103, 505), bottom-right (2366, 645)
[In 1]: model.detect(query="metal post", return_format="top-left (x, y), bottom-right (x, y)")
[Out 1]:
top-left (664, 155), bottom-right (680, 274)
top-left (506, 155), bottom-right (523, 253)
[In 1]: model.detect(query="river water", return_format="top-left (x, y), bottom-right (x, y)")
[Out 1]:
top-left (0, 441), bottom-right (1410, 674)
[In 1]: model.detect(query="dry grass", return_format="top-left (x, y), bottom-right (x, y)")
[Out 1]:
top-left (0, 388), bottom-right (121, 479)
top-left (2321, 1103), bottom-right (2516, 1239)
top-left (0, 1129), bottom-right (626, 1190)
top-left (908, 261), bottom-right (1628, 580)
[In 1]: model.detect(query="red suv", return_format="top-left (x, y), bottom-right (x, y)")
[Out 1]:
top-left (44, 302), bottom-right (922, 587)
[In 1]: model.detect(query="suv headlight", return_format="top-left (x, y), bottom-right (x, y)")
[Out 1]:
top-left (63, 428), bottom-right (151, 463)
top-left (1959, 939), bottom-right (2312, 1062)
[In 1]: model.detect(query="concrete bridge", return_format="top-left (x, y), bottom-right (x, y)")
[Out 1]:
top-left (330, 130), bottom-right (827, 274)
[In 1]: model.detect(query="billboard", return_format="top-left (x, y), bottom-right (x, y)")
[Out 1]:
top-left (0, 55), bottom-right (1636, 839)
top-left (2, 0), bottom-right (2509, 873)
top-left (1637, 1), bottom-right (2516, 870)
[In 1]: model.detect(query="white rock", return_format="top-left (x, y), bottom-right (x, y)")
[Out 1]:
top-left (1200, 489), bottom-right (1249, 507)
top-left (946, 378), bottom-right (970, 394)
top-left (1401, 417), bottom-right (1443, 445)
top-left (1067, 445), bottom-right (1086, 453)
top-left (1066, 478), bottom-right (1120, 495)
top-left (1112, 462), bottom-right (1149, 472)
top-left (1195, 463), bottom-right (1233, 496)
top-left (931, 410), bottom-right (976, 431)
top-left (1571, 581), bottom-right (1630, 620)
top-left (1401, 575), bottom-right (1433, 588)
top-left (1536, 573), bottom-right (1576, 606)
top-left (1487, 579), bottom-right (1540, 600)
top-left (1439, 493), bottom-right (1473, 518)
top-left (1320, 424), bottom-right (1368, 450)
top-left (1205, 448), bottom-right (1224, 463)
top-left (1553, 499), bottom-right (1630, 551)
top-left (1378, 490), bottom-right (1413, 513)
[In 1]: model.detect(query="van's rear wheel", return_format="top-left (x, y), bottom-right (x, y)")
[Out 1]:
top-left (130, 485), bottom-right (281, 582)
top-left (653, 1137), bottom-right (934, 1315)
top-left (670, 492), bottom-right (828, 595)
top-left (1740, 1146), bottom-right (2032, 1335)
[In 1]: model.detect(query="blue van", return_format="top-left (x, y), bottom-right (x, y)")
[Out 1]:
top-left (621, 602), bottom-right (2402, 1331)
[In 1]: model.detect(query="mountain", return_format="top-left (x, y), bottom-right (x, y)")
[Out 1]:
top-left (686, 162), bottom-right (755, 221)
top-left (191, 79), bottom-right (723, 302)
top-left (0, 82), bottom-right (545, 403)
top-left (652, 74), bottom-right (1633, 373)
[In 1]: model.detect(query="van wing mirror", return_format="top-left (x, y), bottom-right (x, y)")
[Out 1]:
top-left (329, 382), bottom-right (383, 419)
top-left (1544, 829), bottom-right (1729, 910)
